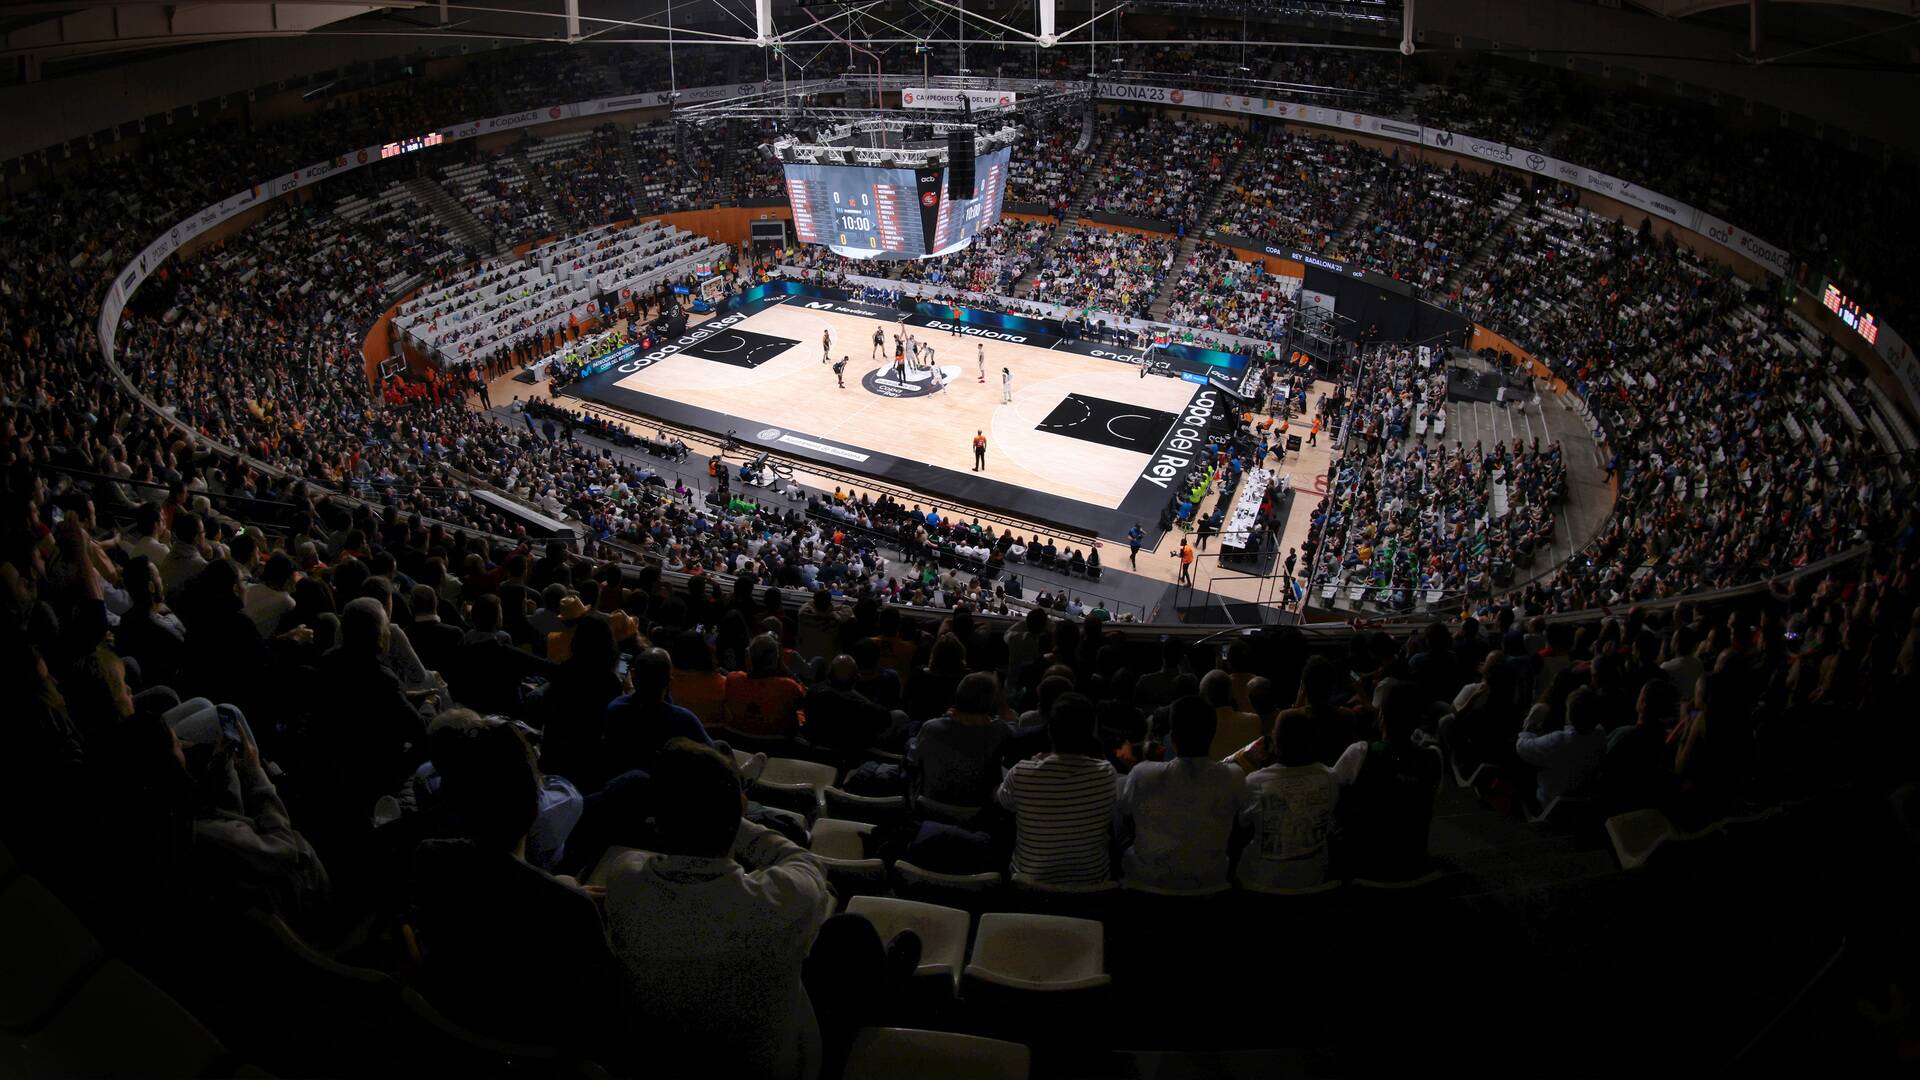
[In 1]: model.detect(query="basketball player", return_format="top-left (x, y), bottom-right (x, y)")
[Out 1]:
top-left (833, 355), bottom-right (848, 388)
top-left (977, 343), bottom-right (986, 383)
top-left (1001, 366), bottom-right (1013, 404)
top-left (872, 327), bottom-right (885, 359)
top-left (821, 329), bottom-right (831, 364)
top-left (894, 338), bottom-right (908, 381)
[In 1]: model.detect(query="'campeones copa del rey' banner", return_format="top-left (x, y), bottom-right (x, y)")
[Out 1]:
top-left (100, 74), bottom-right (1913, 416)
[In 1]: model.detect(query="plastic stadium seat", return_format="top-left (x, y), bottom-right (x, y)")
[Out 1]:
top-left (1009, 872), bottom-right (1117, 896)
top-left (1605, 808), bottom-right (1677, 870)
top-left (1352, 869), bottom-right (1445, 890)
top-left (399, 987), bottom-right (572, 1077)
top-left (809, 817), bottom-right (875, 861)
top-left (912, 796), bottom-right (985, 826)
top-left (230, 908), bottom-right (400, 1074)
top-left (19, 960), bottom-right (228, 1079)
top-left (1238, 878), bottom-right (1345, 898)
top-left (846, 896), bottom-right (973, 995)
top-left (825, 786), bottom-right (909, 827)
top-left (843, 1027), bottom-right (1030, 1080)
top-left (752, 756), bottom-right (840, 820)
top-left (1527, 793), bottom-right (1600, 825)
top-left (1119, 879), bottom-right (1232, 898)
top-left (0, 874), bottom-right (106, 1032)
top-left (808, 819), bottom-right (886, 900)
top-left (892, 861), bottom-right (1004, 912)
top-left (965, 912), bottom-right (1111, 992)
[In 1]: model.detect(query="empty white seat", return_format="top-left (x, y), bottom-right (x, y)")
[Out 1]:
top-left (965, 912), bottom-right (1109, 992)
top-left (847, 896), bottom-right (972, 994)
top-left (843, 1027), bottom-right (1029, 1080)
top-left (808, 818), bottom-right (873, 862)
top-left (756, 757), bottom-right (838, 804)
top-left (1605, 808), bottom-right (1677, 870)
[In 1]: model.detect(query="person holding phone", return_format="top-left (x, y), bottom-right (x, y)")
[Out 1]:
top-left (167, 706), bottom-right (331, 923)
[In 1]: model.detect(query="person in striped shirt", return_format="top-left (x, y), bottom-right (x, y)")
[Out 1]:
top-left (995, 693), bottom-right (1117, 886)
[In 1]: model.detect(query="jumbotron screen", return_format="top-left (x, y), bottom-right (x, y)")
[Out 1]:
top-left (784, 146), bottom-right (1009, 260)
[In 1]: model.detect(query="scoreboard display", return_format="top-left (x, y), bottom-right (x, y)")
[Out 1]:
top-left (784, 145), bottom-right (1010, 259)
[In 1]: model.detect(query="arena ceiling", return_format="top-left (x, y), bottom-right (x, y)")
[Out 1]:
top-left (4, 0), bottom-right (1915, 72)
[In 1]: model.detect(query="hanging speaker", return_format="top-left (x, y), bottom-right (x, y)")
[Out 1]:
top-left (947, 130), bottom-right (976, 196)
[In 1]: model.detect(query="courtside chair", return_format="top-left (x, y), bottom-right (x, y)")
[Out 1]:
top-left (808, 818), bottom-right (887, 903)
top-left (964, 912), bottom-right (1111, 993)
top-left (843, 1027), bottom-right (1031, 1080)
top-left (846, 896), bottom-right (974, 997)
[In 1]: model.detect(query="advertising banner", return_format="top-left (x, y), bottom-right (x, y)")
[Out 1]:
top-left (900, 87), bottom-right (1018, 111)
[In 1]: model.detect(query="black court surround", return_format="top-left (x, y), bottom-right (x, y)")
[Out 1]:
top-left (682, 328), bottom-right (800, 368)
top-left (1036, 393), bottom-right (1179, 453)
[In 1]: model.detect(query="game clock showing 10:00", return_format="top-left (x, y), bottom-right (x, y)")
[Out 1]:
top-left (782, 162), bottom-right (925, 255)
top-left (835, 190), bottom-right (874, 241)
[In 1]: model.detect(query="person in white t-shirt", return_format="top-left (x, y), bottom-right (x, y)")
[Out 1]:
top-left (1119, 695), bottom-right (1248, 891)
top-left (1235, 707), bottom-right (1351, 891)
top-left (241, 552), bottom-right (299, 639)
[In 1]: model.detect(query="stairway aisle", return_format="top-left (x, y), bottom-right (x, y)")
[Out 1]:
top-left (513, 151), bottom-right (566, 238)
top-left (404, 176), bottom-right (500, 255)
top-left (1441, 192), bottom-right (1525, 296)
top-left (1010, 130), bottom-right (1112, 295)
top-left (1144, 136), bottom-right (1255, 321)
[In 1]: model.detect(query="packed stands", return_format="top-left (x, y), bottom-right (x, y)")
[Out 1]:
top-left (1212, 127), bottom-right (1384, 250)
top-left (1163, 242), bottom-right (1298, 339)
top-left (1083, 114), bottom-right (1246, 229)
top-left (1023, 225), bottom-right (1180, 317)
top-left (895, 220), bottom-right (1056, 295)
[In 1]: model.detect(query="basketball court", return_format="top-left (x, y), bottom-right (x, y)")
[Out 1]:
top-left (562, 294), bottom-right (1246, 541)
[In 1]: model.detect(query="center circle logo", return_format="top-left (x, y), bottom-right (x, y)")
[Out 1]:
top-left (861, 363), bottom-right (962, 399)
top-left (757, 427), bottom-right (783, 441)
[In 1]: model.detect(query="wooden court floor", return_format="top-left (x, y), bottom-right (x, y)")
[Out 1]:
top-left (490, 303), bottom-right (1352, 599)
top-left (611, 302), bottom-right (1201, 513)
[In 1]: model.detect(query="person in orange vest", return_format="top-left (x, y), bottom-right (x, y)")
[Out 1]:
top-left (1174, 539), bottom-right (1195, 585)
top-left (1308, 415), bottom-right (1321, 447)
top-left (972, 430), bottom-right (988, 471)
